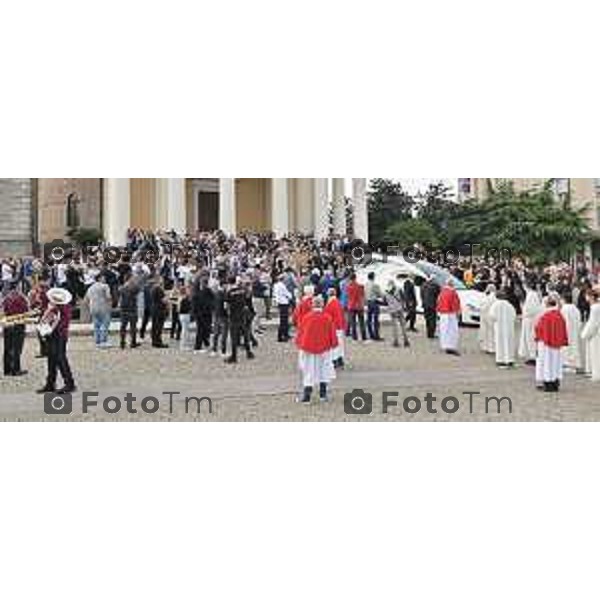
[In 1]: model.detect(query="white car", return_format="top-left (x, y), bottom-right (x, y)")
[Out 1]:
top-left (357, 255), bottom-right (483, 326)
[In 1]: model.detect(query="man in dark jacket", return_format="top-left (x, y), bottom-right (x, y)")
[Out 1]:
top-left (192, 276), bottom-right (215, 353)
top-left (400, 273), bottom-right (418, 332)
top-left (150, 279), bottom-right (169, 348)
top-left (224, 277), bottom-right (255, 364)
top-left (118, 275), bottom-right (141, 350)
top-left (421, 276), bottom-right (441, 339)
top-left (211, 282), bottom-right (229, 356)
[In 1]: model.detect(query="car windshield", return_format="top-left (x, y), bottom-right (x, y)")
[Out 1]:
top-left (415, 261), bottom-right (466, 290)
top-left (366, 256), bottom-right (467, 290)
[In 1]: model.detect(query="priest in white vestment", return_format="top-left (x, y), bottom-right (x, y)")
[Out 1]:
top-left (489, 290), bottom-right (517, 368)
top-left (581, 289), bottom-right (600, 382)
top-left (561, 293), bottom-right (583, 373)
top-left (518, 283), bottom-right (542, 366)
top-left (478, 284), bottom-right (497, 354)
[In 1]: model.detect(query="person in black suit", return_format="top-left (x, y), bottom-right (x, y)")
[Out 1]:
top-left (150, 279), bottom-right (169, 348)
top-left (399, 273), bottom-right (418, 332)
top-left (421, 276), bottom-right (441, 339)
top-left (192, 275), bottom-right (215, 353)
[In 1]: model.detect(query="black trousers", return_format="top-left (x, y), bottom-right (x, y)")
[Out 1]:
top-left (195, 313), bottom-right (212, 350)
top-left (424, 309), bottom-right (437, 338)
top-left (230, 319), bottom-right (251, 360)
top-left (406, 304), bottom-right (417, 330)
top-left (171, 306), bottom-right (181, 339)
top-left (278, 304), bottom-right (290, 341)
top-left (45, 336), bottom-right (75, 390)
top-left (350, 310), bottom-right (367, 341)
top-left (151, 311), bottom-right (167, 347)
top-left (140, 308), bottom-right (152, 339)
top-left (38, 333), bottom-right (48, 357)
top-left (3, 325), bottom-right (25, 375)
top-left (120, 311), bottom-right (138, 347)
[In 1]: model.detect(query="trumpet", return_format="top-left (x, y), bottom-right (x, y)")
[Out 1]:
top-left (0, 309), bottom-right (41, 327)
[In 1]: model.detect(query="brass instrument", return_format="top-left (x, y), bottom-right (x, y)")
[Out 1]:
top-left (0, 309), bottom-right (41, 327)
top-left (37, 307), bottom-right (61, 338)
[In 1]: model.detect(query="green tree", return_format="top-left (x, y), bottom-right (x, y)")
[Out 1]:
top-left (385, 218), bottom-right (440, 249)
top-left (367, 178), bottom-right (414, 242)
top-left (445, 180), bottom-right (592, 264)
top-left (416, 181), bottom-right (457, 243)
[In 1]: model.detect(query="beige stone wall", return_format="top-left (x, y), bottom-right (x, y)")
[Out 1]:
top-left (130, 178), bottom-right (156, 229)
top-left (236, 178), bottom-right (269, 231)
top-left (37, 178), bottom-right (102, 243)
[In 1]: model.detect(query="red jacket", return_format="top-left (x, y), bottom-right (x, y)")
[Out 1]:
top-left (437, 286), bottom-right (461, 314)
top-left (347, 281), bottom-right (365, 311)
top-left (324, 297), bottom-right (346, 331)
top-left (535, 308), bottom-right (569, 349)
top-left (296, 310), bottom-right (339, 355)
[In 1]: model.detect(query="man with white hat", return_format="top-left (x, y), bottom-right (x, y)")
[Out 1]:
top-left (37, 287), bottom-right (76, 394)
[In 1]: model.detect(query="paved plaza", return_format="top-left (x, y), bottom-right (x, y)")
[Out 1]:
top-left (1, 320), bottom-right (599, 421)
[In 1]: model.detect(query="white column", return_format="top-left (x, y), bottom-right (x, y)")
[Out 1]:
top-left (332, 178), bottom-right (347, 235)
top-left (352, 178), bottom-right (369, 242)
top-left (313, 178), bottom-right (330, 240)
top-left (219, 178), bottom-right (236, 234)
top-left (166, 178), bottom-right (187, 232)
top-left (271, 178), bottom-right (289, 237)
top-left (104, 178), bottom-right (130, 246)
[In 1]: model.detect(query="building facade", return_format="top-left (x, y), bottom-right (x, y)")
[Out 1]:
top-left (0, 178), bottom-right (369, 255)
top-left (458, 178), bottom-right (600, 229)
top-left (457, 178), bottom-right (600, 262)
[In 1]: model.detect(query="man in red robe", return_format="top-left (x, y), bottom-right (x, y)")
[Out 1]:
top-left (535, 296), bottom-right (569, 392)
top-left (436, 279), bottom-right (462, 355)
top-left (325, 288), bottom-right (346, 369)
top-left (292, 286), bottom-right (314, 338)
top-left (296, 296), bottom-right (339, 403)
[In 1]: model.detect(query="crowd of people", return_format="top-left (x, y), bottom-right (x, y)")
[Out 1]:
top-left (477, 279), bottom-right (600, 392)
top-left (1, 229), bottom-right (600, 399)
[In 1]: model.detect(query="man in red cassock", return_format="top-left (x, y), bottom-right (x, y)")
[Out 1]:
top-left (535, 296), bottom-right (569, 393)
top-left (436, 279), bottom-right (462, 355)
top-left (325, 288), bottom-right (346, 369)
top-left (296, 296), bottom-right (339, 403)
top-left (293, 285), bottom-right (314, 337)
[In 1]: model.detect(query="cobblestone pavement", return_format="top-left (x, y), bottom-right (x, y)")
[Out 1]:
top-left (1, 320), bottom-right (599, 421)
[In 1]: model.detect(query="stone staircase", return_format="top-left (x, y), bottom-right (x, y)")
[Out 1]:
top-left (0, 178), bottom-right (33, 255)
